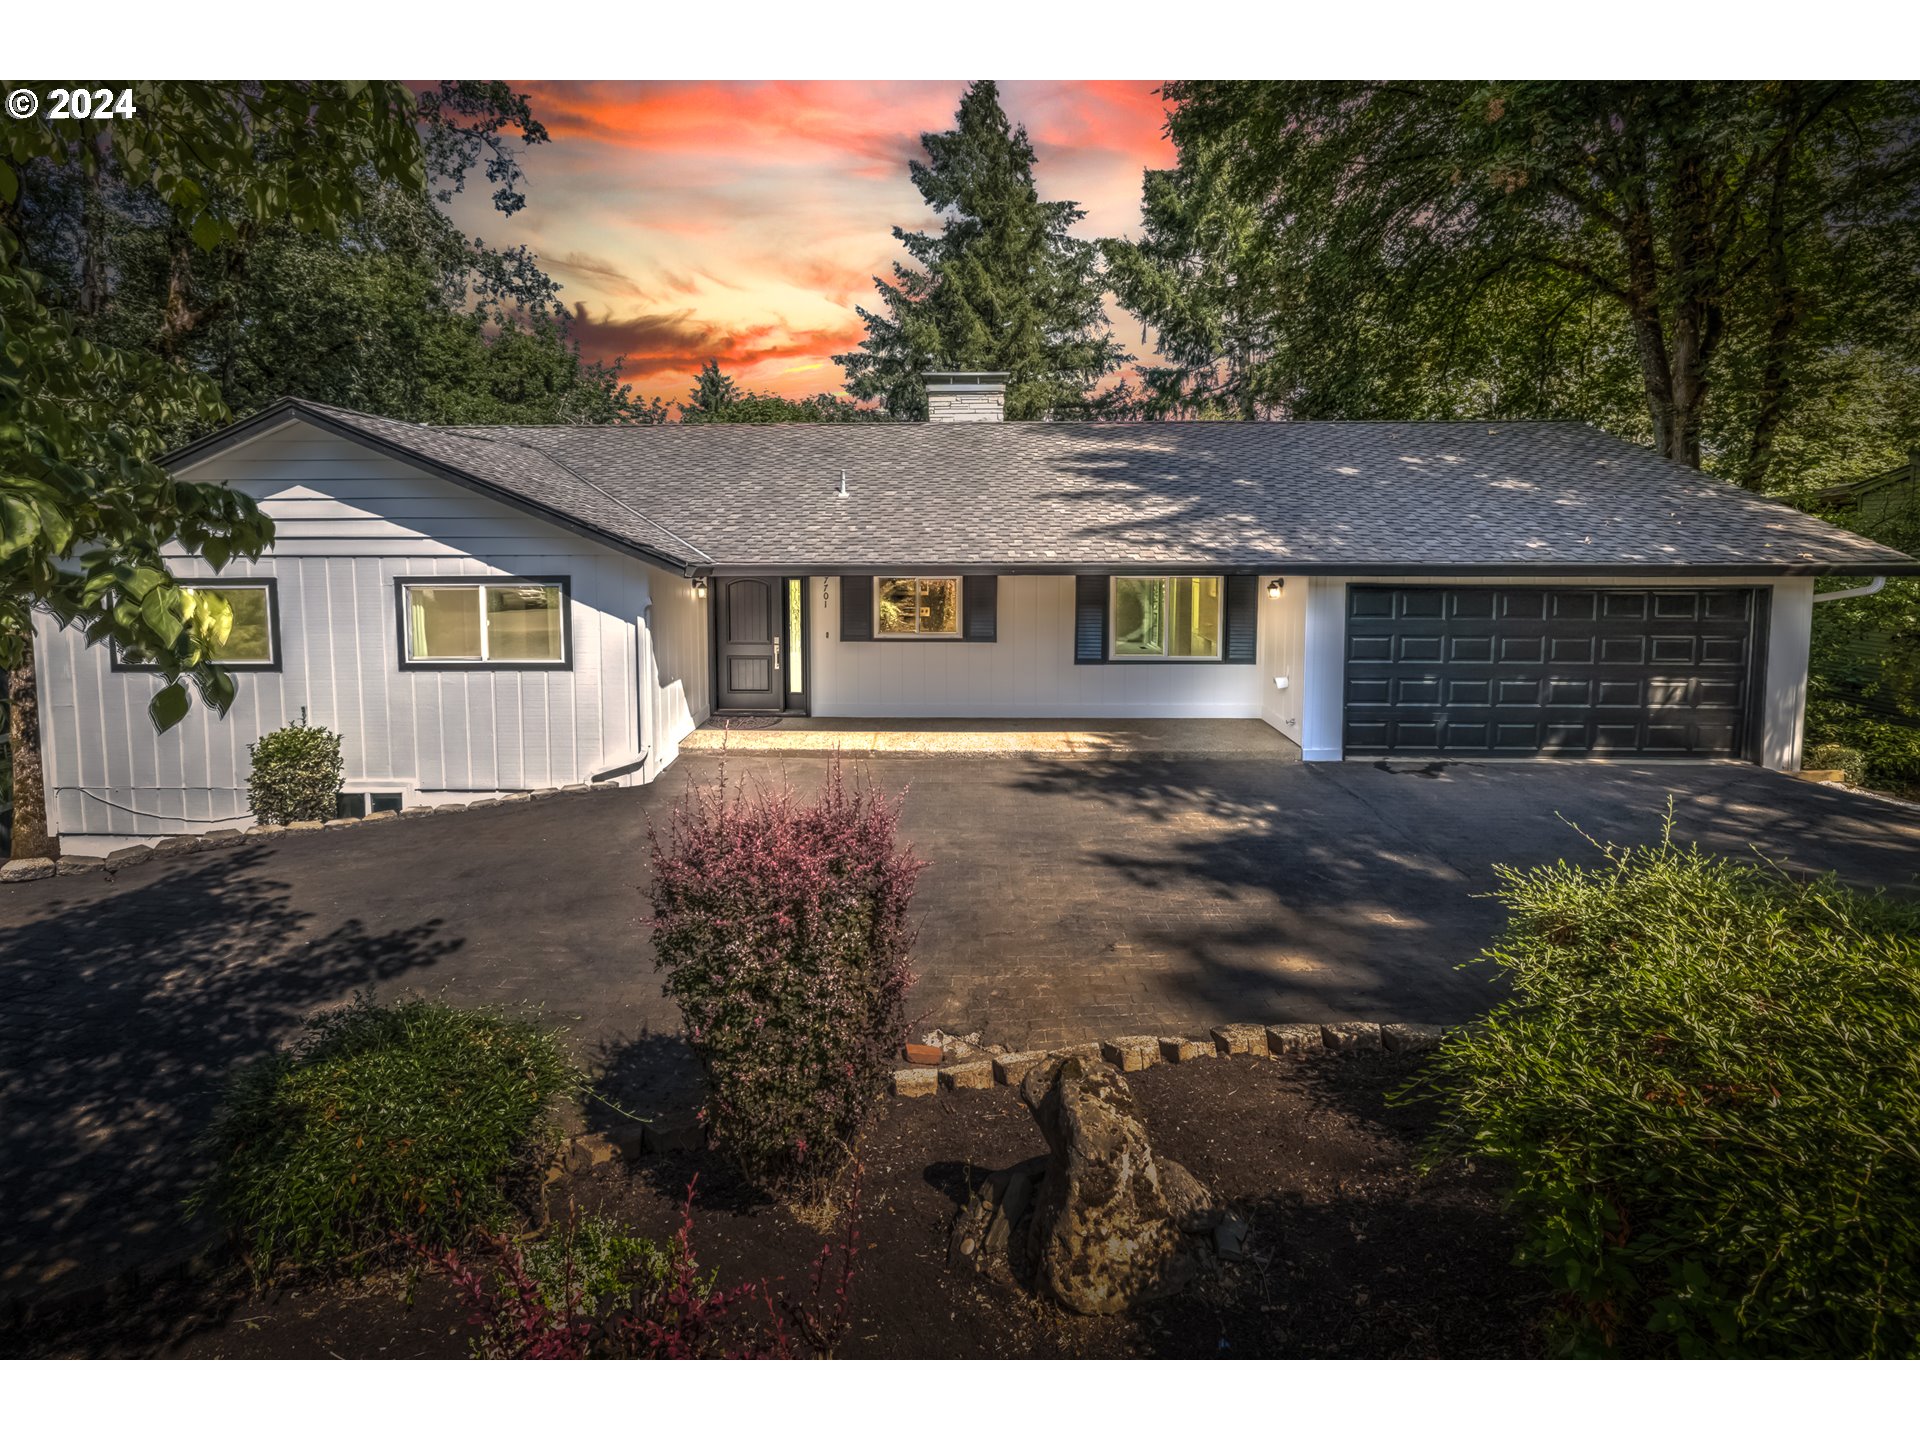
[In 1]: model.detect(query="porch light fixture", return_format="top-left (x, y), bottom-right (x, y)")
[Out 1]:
top-left (1267, 578), bottom-right (1284, 597)
top-left (692, 576), bottom-right (708, 600)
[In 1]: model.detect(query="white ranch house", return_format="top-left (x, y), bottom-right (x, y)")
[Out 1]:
top-left (30, 373), bottom-right (1918, 853)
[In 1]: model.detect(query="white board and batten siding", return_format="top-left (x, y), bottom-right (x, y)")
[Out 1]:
top-left (806, 575), bottom-right (1298, 723)
top-left (34, 419), bottom-right (711, 849)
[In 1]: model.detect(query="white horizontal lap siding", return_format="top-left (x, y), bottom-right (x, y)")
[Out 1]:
top-left (808, 575), bottom-right (1265, 719)
top-left (35, 420), bottom-right (680, 841)
top-left (1300, 573), bottom-right (1812, 769)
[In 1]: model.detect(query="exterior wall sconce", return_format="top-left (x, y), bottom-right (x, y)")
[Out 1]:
top-left (1267, 578), bottom-right (1284, 598)
top-left (693, 576), bottom-right (708, 600)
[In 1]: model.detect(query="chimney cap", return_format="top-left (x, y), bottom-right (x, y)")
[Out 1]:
top-left (923, 370), bottom-right (1011, 391)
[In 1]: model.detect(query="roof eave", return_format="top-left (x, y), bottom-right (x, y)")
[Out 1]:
top-left (705, 559), bottom-right (1920, 577)
top-left (163, 399), bottom-right (697, 574)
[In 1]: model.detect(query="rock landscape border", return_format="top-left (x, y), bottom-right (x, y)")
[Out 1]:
top-left (889, 1020), bottom-right (1447, 1098)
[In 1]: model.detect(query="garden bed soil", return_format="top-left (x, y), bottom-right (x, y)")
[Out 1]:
top-left (5, 1050), bottom-right (1547, 1359)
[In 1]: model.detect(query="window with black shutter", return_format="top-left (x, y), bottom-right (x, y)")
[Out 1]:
top-left (1074, 575), bottom-right (1110, 664)
top-left (838, 575), bottom-right (872, 640)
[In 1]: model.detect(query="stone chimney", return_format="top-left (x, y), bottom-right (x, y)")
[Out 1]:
top-left (924, 370), bottom-right (1009, 422)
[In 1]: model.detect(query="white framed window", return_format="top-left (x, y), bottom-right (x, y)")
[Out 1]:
top-left (397, 578), bottom-right (570, 668)
top-left (112, 580), bottom-right (280, 671)
top-left (1111, 576), bottom-right (1224, 660)
top-left (874, 576), bottom-right (962, 638)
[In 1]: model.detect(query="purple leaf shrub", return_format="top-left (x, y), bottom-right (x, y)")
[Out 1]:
top-left (649, 757), bottom-right (923, 1193)
top-left (412, 1174), bottom-right (862, 1359)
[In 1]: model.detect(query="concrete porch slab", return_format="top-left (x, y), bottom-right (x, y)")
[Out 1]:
top-left (680, 716), bottom-right (1302, 760)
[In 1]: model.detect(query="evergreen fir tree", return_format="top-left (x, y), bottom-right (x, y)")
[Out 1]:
top-left (834, 81), bottom-right (1128, 420)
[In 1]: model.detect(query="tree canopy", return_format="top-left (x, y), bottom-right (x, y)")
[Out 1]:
top-left (1108, 81), bottom-right (1920, 489)
top-left (835, 81), bottom-right (1128, 420)
top-left (681, 359), bottom-right (885, 424)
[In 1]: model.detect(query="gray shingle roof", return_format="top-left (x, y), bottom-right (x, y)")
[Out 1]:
top-left (205, 401), bottom-right (1920, 575)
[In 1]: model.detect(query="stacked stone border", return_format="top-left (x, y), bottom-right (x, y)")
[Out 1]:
top-left (0, 781), bottom-right (625, 883)
top-left (889, 1020), bottom-right (1447, 1098)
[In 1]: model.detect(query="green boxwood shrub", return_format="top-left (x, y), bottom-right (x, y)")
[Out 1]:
top-left (649, 758), bottom-right (923, 1196)
top-left (195, 995), bottom-right (577, 1275)
top-left (1804, 742), bottom-right (1868, 783)
top-left (247, 711), bottom-right (345, 824)
top-left (1417, 821), bottom-right (1920, 1357)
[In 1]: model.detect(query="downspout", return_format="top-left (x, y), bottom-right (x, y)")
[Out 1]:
top-left (1812, 576), bottom-right (1887, 604)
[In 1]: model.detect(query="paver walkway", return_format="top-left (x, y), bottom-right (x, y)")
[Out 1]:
top-left (2, 749), bottom-right (1916, 1309)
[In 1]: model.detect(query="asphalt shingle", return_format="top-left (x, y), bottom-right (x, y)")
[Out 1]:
top-left (291, 402), bottom-right (1915, 574)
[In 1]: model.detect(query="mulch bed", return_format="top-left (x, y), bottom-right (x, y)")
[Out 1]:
top-left (5, 1050), bottom-right (1548, 1359)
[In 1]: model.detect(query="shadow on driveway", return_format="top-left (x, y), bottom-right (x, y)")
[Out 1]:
top-left (2, 756), bottom-right (1915, 1315)
top-left (0, 846), bottom-right (461, 1304)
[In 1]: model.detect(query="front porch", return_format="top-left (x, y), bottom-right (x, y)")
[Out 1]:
top-left (680, 716), bottom-right (1301, 759)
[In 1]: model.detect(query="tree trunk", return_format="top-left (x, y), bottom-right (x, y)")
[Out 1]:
top-left (7, 643), bottom-right (58, 862)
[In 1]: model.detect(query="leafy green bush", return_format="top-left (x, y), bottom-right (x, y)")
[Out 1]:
top-left (1804, 742), bottom-right (1867, 782)
top-left (519, 1215), bottom-right (684, 1317)
top-left (650, 758), bottom-right (923, 1196)
top-left (247, 710), bottom-right (345, 824)
top-left (1417, 821), bottom-right (1920, 1357)
top-left (1806, 704), bottom-right (1920, 795)
top-left (195, 996), bottom-right (577, 1275)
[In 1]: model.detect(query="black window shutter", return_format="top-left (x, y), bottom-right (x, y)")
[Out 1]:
top-left (1074, 575), bottom-right (1109, 664)
top-left (839, 577), bottom-right (871, 641)
top-left (1222, 574), bottom-right (1258, 663)
top-left (963, 575), bottom-right (998, 642)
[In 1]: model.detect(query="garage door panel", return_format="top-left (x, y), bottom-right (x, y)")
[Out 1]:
top-left (1351, 589), bottom-right (1396, 618)
top-left (1400, 590), bottom-right (1445, 618)
top-left (1654, 592), bottom-right (1701, 619)
top-left (1501, 591), bottom-right (1548, 620)
top-left (1595, 679), bottom-right (1644, 707)
top-left (1345, 586), bottom-right (1756, 759)
top-left (1704, 592), bottom-right (1749, 620)
top-left (1451, 591), bottom-right (1496, 619)
top-left (1493, 722), bottom-right (1542, 750)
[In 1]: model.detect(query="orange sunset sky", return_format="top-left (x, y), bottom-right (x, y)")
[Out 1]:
top-left (436, 81), bottom-right (1178, 405)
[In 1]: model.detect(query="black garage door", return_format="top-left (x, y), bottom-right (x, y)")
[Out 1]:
top-left (1343, 586), bottom-right (1763, 759)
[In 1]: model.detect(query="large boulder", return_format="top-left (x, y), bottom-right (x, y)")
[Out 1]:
top-left (1017, 1055), bottom-right (1196, 1314)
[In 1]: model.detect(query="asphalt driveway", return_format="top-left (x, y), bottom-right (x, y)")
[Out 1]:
top-left (3, 754), bottom-right (1917, 1307)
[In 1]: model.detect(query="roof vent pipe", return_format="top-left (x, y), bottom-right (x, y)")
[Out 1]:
top-left (837, 469), bottom-right (848, 497)
top-left (923, 370), bottom-right (1009, 423)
